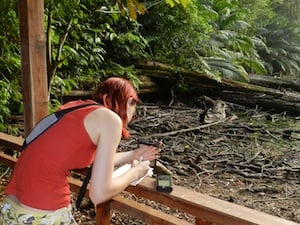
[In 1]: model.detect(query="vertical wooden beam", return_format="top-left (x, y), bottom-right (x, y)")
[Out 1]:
top-left (96, 202), bottom-right (112, 225)
top-left (195, 217), bottom-right (214, 225)
top-left (19, 0), bottom-right (49, 135)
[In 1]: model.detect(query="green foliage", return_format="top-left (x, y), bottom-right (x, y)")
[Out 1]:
top-left (1, 0), bottom-right (300, 125)
top-left (102, 19), bottom-right (149, 65)
top-left (204, 57), bottom-right (249, 83)
top-left (139, 0), bottom-right (265, 82)
top-left (272, 0), bottom-right (300, 21)
top-left (46, 0), bottom-right (108, 77)
top-left (237, 0), bottom-right (278, 32)
top-left (50, 76), bottom-right (78, 99)
top-left (164, 0), bottom-right (190, 8)
top-left (0, 0), bottom-right (23, 132)
top-left (0, 79), bottom-right (22, 132)
top-left (256, 17), bottom-right (300, 76)
top-left (98, 61), bottom-right (141, 90)
top-left (195, 0), bottom-right (267, 79)
top-left (47, 0), bottom-right (148, 91)
top-left (139, 1), bottom-right (213, 67)
top-left (116, 0), bottom-right (190, 19)
top-left (0, 0), bottom-right (21, 81)
top-left (0, 80), bottom-right (11, 130)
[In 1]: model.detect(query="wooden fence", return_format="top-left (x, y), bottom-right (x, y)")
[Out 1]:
top-left (0, 132), bottom-right (299, 225)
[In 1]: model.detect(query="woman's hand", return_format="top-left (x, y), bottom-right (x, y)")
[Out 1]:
top-left (131, 160), bottom-right (150, 180)
top-left (135, 144), bottom-right (161, 162)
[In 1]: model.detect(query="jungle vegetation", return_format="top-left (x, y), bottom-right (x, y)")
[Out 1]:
top-left (0, 0), bottom-right (300, 132)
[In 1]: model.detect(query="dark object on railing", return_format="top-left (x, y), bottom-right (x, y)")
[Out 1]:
top-left (137, 138), bottom-right (161, 148)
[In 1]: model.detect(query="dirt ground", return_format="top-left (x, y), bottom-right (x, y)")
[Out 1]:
top-left (1, 96), bottom-right (300, 224)
top-left (74, 96), bottom-right (300, 224)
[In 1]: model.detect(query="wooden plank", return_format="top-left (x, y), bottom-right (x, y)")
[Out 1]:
top-left (111, 195), bottom-right (193, 225)
top-left (126, 177), bottom-right (299, 225)
top-left (19, 0), bottom-right (49, 135)
top-left (195, 217), bottom-right (214, 225)
top-left (0, 138), bottom-right (189, 225)
top-left (1, 134), bottom-right (299, 225)
top-left (68, 176), bottom-right (84, 194)
top-left (0, 152), bottom-right (17, 168)
top-left (0, 132), bottom-right (23, 151)
top-left (68, 177), bottom-right (192, 225)
top-left (96, 201), bottom-right (111, 225)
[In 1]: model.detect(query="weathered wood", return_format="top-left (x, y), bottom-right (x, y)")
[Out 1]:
top-left (126, 177), bottom-right (299, 225)
top-left (0, 132), bottom-right (193, 225)
top-left (249, 74), bottom-right (300, 92)
top-left (0, 132), bottom-right (23, 151)
top-left (195, 218), bottom-right (214, 225)
top-left (135, 61), bottom-right (300, 116)
top-left (96, 201), bottom-right (111, 225)
top-left (213, 90), bottom-right (300, 116)
top-left (111, 195), bottom-right (193, 225)
top-left (1, 132), bottom-right (299, 225)
top-left (19, 0), bottom-right (49, 135)
top-left (0, 152), bottom-right (17, 168)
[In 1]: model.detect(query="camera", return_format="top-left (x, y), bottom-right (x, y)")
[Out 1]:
top-left (137, 138), bottom-right (161, 148)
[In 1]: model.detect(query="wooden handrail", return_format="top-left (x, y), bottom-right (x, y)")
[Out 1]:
top-left (0, 132), bottom-right (23, 151)
top-left (0, 132), bottom-right (299, 225)
top-left (124, 177), bottom-right (299, 225)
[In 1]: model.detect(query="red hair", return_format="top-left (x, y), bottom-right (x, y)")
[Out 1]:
top-left (93, 77), bottom-right (139, 139)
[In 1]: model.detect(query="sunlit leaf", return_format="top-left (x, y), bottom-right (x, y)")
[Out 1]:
top-left (180, 0), bottom-right (190, 8)
top-left (133, 0), bottom-right (147, 15)
top-left (165, 0), bottom-right (175, 8)
top-left (127, 0), bottom-right (137, 19)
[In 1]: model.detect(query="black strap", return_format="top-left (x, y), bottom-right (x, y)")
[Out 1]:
top-left (59, 104), bottom-right (95, 210)
top-left (76, 166), bottom-right (93, 210)
top-left (59, 104), bottom-right (99, 209)
top-left (22, 103), bottom-right (100, 149)
top-left (55, 103), bottom-right (99, 118)
top-left (58, 103), bottom-right (99, 209)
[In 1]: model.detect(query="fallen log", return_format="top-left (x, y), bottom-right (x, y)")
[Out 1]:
top-left (249, 74), bottom-right (300, 92)
top-left (135, 61), bottom-right (300, 116)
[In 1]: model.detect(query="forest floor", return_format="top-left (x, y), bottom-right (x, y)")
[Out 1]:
top-left (0, 95), bottom-right (299, 224)
top-left (73, 95), bottom-right (300, 224)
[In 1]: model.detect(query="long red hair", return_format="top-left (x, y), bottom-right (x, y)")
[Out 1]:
top-left (93, 77), bottom-right (139, 139)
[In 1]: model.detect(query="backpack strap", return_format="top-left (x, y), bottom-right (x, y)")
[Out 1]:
top-left (75, 166), bottom-right (93, 210)
top-left (22, 103), bottom-right (100, 149)
top-left (55, 103), bottom-right (98, 117)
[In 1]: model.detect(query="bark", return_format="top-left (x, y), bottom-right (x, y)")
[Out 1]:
top-left (135, 61), bottom-right (300, 116)
top-left (249, 74), bottom-right (300, 92)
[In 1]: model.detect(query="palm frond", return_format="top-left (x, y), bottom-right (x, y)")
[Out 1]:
top-left (205, 57), bottom-right (249, 83)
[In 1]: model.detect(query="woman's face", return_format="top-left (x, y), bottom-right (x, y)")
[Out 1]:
top-left (126, 97), bottom-right (137, 123)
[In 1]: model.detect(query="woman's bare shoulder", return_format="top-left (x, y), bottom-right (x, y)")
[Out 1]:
top-left (85, 107), bottom-right (122, 131)
top-left (91, 107), bottom-right (120, 121)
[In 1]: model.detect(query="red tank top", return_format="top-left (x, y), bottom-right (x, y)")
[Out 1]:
top-left (5, 100), bottom-right (101, 210)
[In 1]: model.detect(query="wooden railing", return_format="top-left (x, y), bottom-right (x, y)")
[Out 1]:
top-left (0, 132), bottom-right (299, 225)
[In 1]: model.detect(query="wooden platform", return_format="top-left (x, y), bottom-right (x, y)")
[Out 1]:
top-left (0, 132), bottom-right (299, 225)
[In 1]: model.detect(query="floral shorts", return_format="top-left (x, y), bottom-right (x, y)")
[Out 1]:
top-left (0, 196), bottom-right (78, 225)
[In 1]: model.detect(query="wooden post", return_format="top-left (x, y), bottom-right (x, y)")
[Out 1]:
top-left (19, 0), bottom-right (49, 135)
top-left (96, 201), bottom-right (112, 225)
top-left (195, 217), bottom-right (214, 225)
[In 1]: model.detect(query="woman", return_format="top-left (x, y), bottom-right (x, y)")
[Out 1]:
top-left (0, 77), bottom-right (160, 225)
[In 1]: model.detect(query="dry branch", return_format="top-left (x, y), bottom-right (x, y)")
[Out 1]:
top-left (127, 102), bottom-right (300, 182)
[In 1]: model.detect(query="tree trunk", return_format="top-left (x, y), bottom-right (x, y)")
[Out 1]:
top-left (135, 61), bottom-right (300, 116)
top-left (249, 74), bottom-right (300, 92)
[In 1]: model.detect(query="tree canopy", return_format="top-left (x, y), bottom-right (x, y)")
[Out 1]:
top-left (0, 0), bottom-right (300, 132)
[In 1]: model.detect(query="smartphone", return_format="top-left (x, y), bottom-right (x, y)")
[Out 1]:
top-left (156, 174), bottom-right (173, 193)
